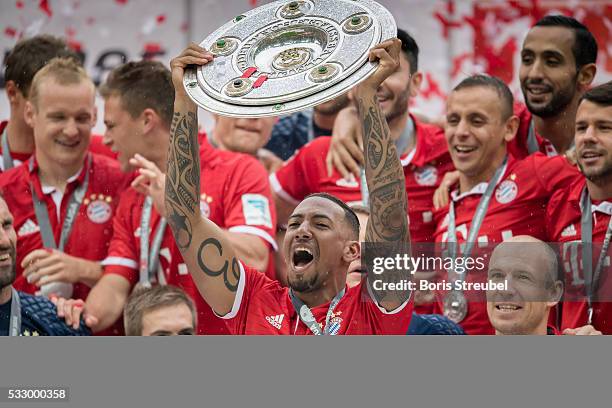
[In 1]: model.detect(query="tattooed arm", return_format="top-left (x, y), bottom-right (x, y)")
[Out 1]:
top-left (355, 39), bottom-right (410, 311)
top-left (166, 44), bottom-right (240, 316)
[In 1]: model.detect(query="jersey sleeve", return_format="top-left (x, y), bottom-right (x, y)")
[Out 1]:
top-left (531, 154), bottom-right (580, 193)
top-left (223, 156), bottom-right (278, 250)
top-left (363, 279), bottom-right (414, 334)
top-left (100, 192), bottom-right (139, 285)
top-left (269, 138), bottom-right (325, 205)
top-left (545, 188), bottom-right (565, 241)
top-left (215, 262), bottom-right (270, 335)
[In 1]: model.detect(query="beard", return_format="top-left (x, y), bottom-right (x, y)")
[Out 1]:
top-left (578, 154), bottom-right (612, 183)
top-left (288, 272), bottom-right (323, 293)
top-left (314, 94), bottom-right (350, 116)
top-left (0, 245), bottom-right (16, 290)
top-left (522, 77), bottom-right (577, 118)
top-left (383, 88), bottom-right (410, 123)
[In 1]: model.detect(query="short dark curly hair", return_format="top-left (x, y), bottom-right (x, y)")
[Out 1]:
top-left (305, 193), bottom-right (360, 240)
top-left (534, 15), bottom-right (598, 70)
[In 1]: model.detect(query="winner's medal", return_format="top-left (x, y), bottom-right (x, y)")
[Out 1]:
top-left (445, 157), bottom-right (509, 326)
top-left (443, 290), bottom-right (468, 324)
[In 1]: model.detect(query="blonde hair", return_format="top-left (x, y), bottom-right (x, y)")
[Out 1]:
top-left (29, 57), bottom-right (93, 108)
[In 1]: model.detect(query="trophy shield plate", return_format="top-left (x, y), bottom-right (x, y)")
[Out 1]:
top-left (183, 0), bottom-right (397, 117)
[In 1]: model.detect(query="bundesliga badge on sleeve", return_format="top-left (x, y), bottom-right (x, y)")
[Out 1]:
top-left (183, 0), bottom-right (396, 117)
top-left (444, 289), bottom-right (468, 324)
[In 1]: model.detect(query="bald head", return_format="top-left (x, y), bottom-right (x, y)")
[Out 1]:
top-left (490, 235), bottom-right (559, 284)
top-left (487, 236), bottom-right (563, 335)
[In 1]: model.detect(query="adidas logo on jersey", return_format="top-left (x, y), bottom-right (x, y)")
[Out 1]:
top-left (265, 314), bottom-right (284, 330)
top-left (18, 219), bottom-right (40, 237)
top-left (561, 224), bottom-right (577, 237)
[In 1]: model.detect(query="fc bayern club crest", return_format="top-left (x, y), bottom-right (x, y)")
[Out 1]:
top-left (414, 165), bottom-right (438, 186)
top-left (327, 316), bottom-right (343, 335)
top-left (87, 200), bottom-right (112, 224)
top-left (495, 180), bottom-right (518, 204)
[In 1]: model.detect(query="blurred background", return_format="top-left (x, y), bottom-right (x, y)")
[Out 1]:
top-left (1, 0), bottom-right (610, 133)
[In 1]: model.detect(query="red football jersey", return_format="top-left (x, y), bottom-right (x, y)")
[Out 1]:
top-left (270, 116), bottom-right (454, 243)
top-left (199, 138), bottom-right (277, 278)
top-left (220, 263), bottom-right (413, 335)
top-left (102, 141), bottom-right (277, 334)
top-left (0, 120), bottom-right (117, 171)
top-left (432, 153), bottom-right (580, 334)
top-left (508, 103), bottom-right (559, 159)
top-left (546, 177), bottom-right (612, 334)
top-left (0, 153), bottom-right (127, 300)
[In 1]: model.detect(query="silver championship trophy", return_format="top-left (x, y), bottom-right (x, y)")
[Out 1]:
top-left (183, 0), bottom-right (397, 117)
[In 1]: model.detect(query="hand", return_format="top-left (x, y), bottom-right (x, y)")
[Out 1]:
top-left (325, 106), bottom-right (364, 179)
top-left (357, 38), bottom-right (402, 93)
top-left (413, 271), bottom-right (437, 305)
top-left (433, 170), bottom-right (460, 209)
top-left (170, 43), bottom-right (214, 96)
top-left (256, 148), bottom-right (284, 174)
top-left (51, 296), bottom-right (99, 330)
top-left (130, 154), bottom-right (167, 216)
top-left (22, 249), bottom-right (85, 287)
top-left (563, 325), bottom-right (602, 335)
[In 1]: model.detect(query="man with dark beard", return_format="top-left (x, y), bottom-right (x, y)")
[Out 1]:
top-left (165, 38), bottom-right (413, 335)
top-left (546, 81), bottom-right (612, 334)
top-left (513, 15), bottom-right (598, 158)
top-left (0, 194), bottom-right (89, 336)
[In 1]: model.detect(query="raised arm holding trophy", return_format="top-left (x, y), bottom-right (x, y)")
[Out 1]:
top-left (165, 0), bottom-right (414, 334)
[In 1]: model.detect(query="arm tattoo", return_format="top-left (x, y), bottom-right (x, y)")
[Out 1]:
top-left (357, 92), bottom-right (410, 306)
top-left (356, 94), bottom-right (409, 244)
top-left (166, 110), bottom-right (199, 250)
top-left (197, 239), bottom-right (240, 292)
top-left (165, 103), bottom-right (240, 296)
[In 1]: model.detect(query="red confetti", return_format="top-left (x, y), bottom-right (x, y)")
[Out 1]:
top-left (144, 42), bottom-right (162, 53)
top-left (66, 27), bottom-right (76, 38)
top-left (86, 17), bottom-right (95, 25)
top-left (115, 0), bottom-right (128, 4)
top-left (16, 1), bottom-right (24, 9)
top-left (38, 0), bottom-right (52, 17)
top-left (250, 0), bottom-right (257, 6)
top-left (156, 14), bottom-right (166, 24)
top-left (67, 40), bottom-right (82, 52)
top-left (4, 27), bottom-right (17, 38)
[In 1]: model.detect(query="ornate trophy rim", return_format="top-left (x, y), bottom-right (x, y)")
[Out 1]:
top-left (183, 0), bottom-right (397, 118)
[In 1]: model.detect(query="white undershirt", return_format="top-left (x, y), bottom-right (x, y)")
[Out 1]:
top-left (40, 169), bottom-right (82, 219)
